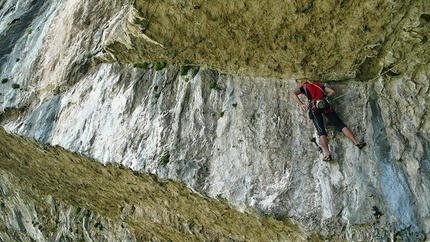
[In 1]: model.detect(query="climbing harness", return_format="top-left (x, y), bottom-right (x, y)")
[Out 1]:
top-left (303, 84), bottom-right (329, 135)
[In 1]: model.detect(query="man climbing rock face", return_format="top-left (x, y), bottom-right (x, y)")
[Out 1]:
top-left (291, 81), bottom-right (366, 161)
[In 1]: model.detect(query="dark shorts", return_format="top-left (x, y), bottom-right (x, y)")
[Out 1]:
top-left (312, 111), bottom-right (347, 136)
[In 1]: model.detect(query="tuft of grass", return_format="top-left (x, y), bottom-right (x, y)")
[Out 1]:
top-left (153, 85), bottom-right (160, 98)
top-left (134, 62), bottom-right (148, 69)
top-left (94, 222), bottom-right (103, 230)
top-left (180, 66), bottom-right (190, 76)
top-left (154, 62), bottom-right (166, 71)
top-left (161, 153), bottom-right (170, 165)
top-left (209, 81), bottom-right (219, 90)
top-left (11, 83), bottom-right (20, 89)
top-left (75, 207), bottom-right (81, 215)
top-left (27, 28), bottom-right (33, 34)
top-left (1, 78), bottom-right (8, 84)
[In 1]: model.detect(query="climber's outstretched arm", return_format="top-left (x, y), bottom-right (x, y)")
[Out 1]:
top-left (324, 87), bottom-right (335, 97)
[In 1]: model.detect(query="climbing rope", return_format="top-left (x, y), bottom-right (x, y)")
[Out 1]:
top-left (331, 42), bottom-right (429, 102)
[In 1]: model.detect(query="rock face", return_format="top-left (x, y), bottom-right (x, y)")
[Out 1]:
top-left (1, 0), bottom-right (430, 241)
top-left (0, 128), bottom-right (307, 241)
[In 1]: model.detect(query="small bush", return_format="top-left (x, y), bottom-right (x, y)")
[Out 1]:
top-left (134, 62), bottom-right (148, 69)
top-left (153, 92), bottom-right (160, 98)
top-left (192, 67), bottom-right (200, 77)
top-left (16, 58), bottom-right (20, 62)
top-left (180, 66), bottom-right (190, 76)
top-left (232, 103), bottom-right (237, 108)
top-left (154, 62), bottom-right (166, 71)
top-left (1, 78), bottom-right (8, 84)
top-left (27, 28), bottom-right (33, 34)
top-left (86, 53), bottom-right (93, 58)
top-left (185, 78), bottom-right (189, 83)
top-left (161, 153), bottom-right (170, 165)
top-left (219, 111), bottom-right (224, 117)
top-left (75, 207), bottom-right (81, 215)
top-left (0, 202), bottom-right (4, 208)
top-left (209, 81), bottom-right (219, 90)
top-left (11, 83), bottom-right (20, 89)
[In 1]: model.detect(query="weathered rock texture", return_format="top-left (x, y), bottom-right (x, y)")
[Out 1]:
top-left (104, 0), bottom-right (424, 80)
top-left (0, 127), bottom-right (308, 241)
top-left (1, 0), bottom-right (430, 241)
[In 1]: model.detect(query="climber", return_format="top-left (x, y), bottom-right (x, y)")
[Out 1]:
top-left (291, 81), bottom-right (366, 161)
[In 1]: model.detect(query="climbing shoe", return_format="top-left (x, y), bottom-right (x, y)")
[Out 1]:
top-left (356, 142), bottom-right (367, 149)
top-left (323, 155), bottom-right (332, 162)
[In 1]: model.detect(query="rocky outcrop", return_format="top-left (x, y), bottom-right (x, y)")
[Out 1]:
top-left (0, 127), bottom-right (309, 241)
top-left (104, 0), bottom-right (421, 80)
top-left (1, 0), bottom-right (430, 241)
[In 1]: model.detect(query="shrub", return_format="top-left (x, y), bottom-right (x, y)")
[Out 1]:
top-left (86, 53), bottom-right (93, 58)
top-left (154, 62), bottom-right (166, 71)
top-left (134, 62), bottom-right (148, 69)
top-left (11, 83), bottom-right (20, 89)
top-left (180, 66), bottom-right (190, 76)
top-left (219, 111), bottom-right (224, 117)
top-left (192, 67), bottom-right (200, 77)
top-left (232, 103), bottom-right (237, 108)
top-left (161, 153), bottom-right (170, 165)
top-left (75, 207), bottom-right (81, 215)
top-left (0, 202), bottom-right (4, 208)
top-left (209, 81), bottom-right (219, 90)
top-left (1, 78), bottom-right (8, 84)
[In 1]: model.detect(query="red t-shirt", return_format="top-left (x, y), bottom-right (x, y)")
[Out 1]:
top-left (300, 82), bottom-right (325, 101)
